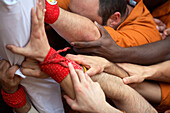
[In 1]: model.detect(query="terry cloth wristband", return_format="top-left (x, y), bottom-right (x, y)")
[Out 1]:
top-left (1, 85), bottom-right (27, 108)
top-left (45, 0), bottom-right (60, 24)
top-left (39, 47), bottom-right (82, 83)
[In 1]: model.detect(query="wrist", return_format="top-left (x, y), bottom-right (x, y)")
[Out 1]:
top-left (2, 86), bottom-right (18, 94)
top-left (104, 61), bottom-right (113, 73)
top-left (14, 102), bottom-right (31, 113)
top-left (38, 46), bottom-right (50, 62)
top-left (143, 66), bottom-right (156, 80)
top-left (100, 102), bottom-right (120, 113)
top-left (146, 65), bottom-right (160, 80)
top-left (45, 0), bottom-right (60, 24)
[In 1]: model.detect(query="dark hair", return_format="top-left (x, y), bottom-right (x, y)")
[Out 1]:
top-left (98, 0), bottom-right (127, 25)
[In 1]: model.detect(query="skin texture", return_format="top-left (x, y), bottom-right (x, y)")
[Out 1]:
top-left (72, 23), bottom-right (170, 65)
top-left (66, 54), bottom-right (129, 78)
top-left (64, 63), bottom-right (122, 113)
top-left (6, 3), bottom-right (158, 113)
top-left (0, 60), bottom-right (31, 113)
top-left (117, 60), bottom-right (170, 84)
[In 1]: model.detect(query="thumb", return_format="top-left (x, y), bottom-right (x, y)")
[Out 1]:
top-left (123, 76), bottom-right (138, 84)
top-left (94, 21), bottom-right (106, 36)
top-left (86, 67), bottom-right (100, 76)
top-left (6, 45), bottom-right (28, 57)
top-left (63, 95), bottom-right (76, 106)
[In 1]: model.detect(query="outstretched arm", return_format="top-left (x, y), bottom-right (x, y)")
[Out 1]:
top-left (44, 0), bottom-right (100, 42)
top-left (51, 8), bottom-right (100, 42)
top-left (72, 23), bottom-right (170, 65)
top-left (118, 60), bottom-right (170, 84)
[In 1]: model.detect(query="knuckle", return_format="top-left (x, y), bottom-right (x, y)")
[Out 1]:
top-left (75, 86), bottom-right (82, 92)
top-left (70, 104), bottom-right (76, 110)
top-left (83, 82), bottom-right (90, 89)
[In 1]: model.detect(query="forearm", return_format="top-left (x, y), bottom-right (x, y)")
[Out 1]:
top-left (51, 8), bottom-right (100, 43)
top-left (60, 74), bottom-right (75, 99)
top-left (146, 61), bottom-right (170, 83)
top-left (113, 36), bottom-right (170, 65)
top-left (99, 102), bottom-right (123, 113)
top-left (91, 73), bottom-right (157, 113)
top-left (14, 102), bottom-right (31, 113)
top-left (104, 62), bottom-right (129, 78)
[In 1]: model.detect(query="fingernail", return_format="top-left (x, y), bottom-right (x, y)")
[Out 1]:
top-left (123, 78), bottom-right (127, 83)
top-left (70, 42), bottom-right (74, 46)
top-left (6, 45), bottom-right (11, 50)
top-left (94, 21), bottom-right (98, 25)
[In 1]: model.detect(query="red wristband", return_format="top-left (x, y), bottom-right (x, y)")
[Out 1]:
top-left (45, 0), bottom-right (60, 24)
top-left (1, 85), bottom-right (27, 108)
top-left (39, 47), bottom-right (82, 83)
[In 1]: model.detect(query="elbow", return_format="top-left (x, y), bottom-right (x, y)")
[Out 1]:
top-left (80, 27), bottom-right (101, 42)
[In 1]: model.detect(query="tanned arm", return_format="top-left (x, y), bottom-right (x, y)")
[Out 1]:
top-left (50, 8), bottom-right (100, 43)
top-left (118, 36), bottom-right (170, 65)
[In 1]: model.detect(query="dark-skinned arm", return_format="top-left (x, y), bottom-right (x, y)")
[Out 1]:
top-left (72, 23), bottom-right (170, 65)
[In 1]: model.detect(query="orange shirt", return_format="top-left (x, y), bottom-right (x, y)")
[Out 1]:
top-left (104, 0), bottom-right (161, 47)
top-left (57, 0), bottom-right (70, 10)
top-left (57, 0), bottom-right (161, 48)
top-left (152, 1), bottom-right (170, 28)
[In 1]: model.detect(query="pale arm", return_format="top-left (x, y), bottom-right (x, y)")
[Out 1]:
top-left (146, 60), bottom-right (170, 83)
top-left (117, 60), bottom-right (170, 84)
top-left (50, 8), bottom-right (100, 42)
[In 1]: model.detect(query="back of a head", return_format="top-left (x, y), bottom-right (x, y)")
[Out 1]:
top-left (98, 0), bottom-right (127, 25)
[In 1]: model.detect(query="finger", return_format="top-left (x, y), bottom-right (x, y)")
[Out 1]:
top-left (66, 54), bottom-right (81, 63)
top-left (123, 76), bottom-right (139, 84)
top-left (85, 73), bottom-right (93, 83)
top-left (159, 26), bottom-right (166, 32)
top-left (86, 67), bottom-right (100, 77)
top-left (73, 48), bottom-right (97, 55)
top-left (163, 28), bottom-right (170, 36)
top-left (68, 63), bottom-right (80, 86)
top-left (22, 61), bottom-right (39, 69)
top-left (0, 60), bottom-right (9, 72)
top-left (36, 2), bottom-right (44, 23)
top-left (66, 54), bottom-right (86, 66)
top-left (95, 21), bottom-right (108, 36)
top-left (117, 63), bottom-right (131, 71)
top-left (6, 45), bottom-right (28, 57)
top-left (75, 69), bottom-right (86, 83)
top-left (21, 68), bottom-right (49, 78)
top-left (31, 7), bottom-right (38, 31)
top-left (71, 41), bottom-right (101, 48)
top-left (7, 65), bottom-right (19, 79)
top-left (13, 74), bottom-right (23, 85)
top-left (25, 58), bottom-right (38, 63)
top-left (63, 95), bottom-right (77, 109)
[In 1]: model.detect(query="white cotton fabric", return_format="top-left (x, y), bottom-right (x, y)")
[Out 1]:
top-left (0, 0), bottom-right (64, 113)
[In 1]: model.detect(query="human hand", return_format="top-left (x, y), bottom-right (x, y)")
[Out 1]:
top-left (162, 27), bottom-right (170, 40)
top-left (0, 60), bottom-right (22, 94)
top-left (6, 2), bottom-right (50, 62)
top-left (154, 18), bottom-right (166, 33)
top-left (165, 110), bottom-right (170, 113)
top-left (21, 58), bottom-right (49, 79)
top-left (66, 54), bottom-right (128, 78)
top-left (66, 54), bottom-right (111, 76)
top-left (71, 22), bottom-right (121, 62)
top-left (117, 63), bottom-right (151, 84)
top-left (63, 63), bottom-right (107, 113)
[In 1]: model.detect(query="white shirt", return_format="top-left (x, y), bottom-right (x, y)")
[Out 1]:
top-left (0, 0), bottom-right (64, 113)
